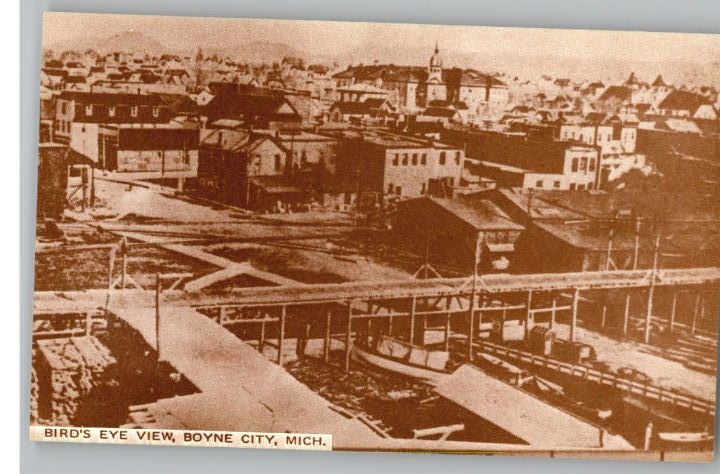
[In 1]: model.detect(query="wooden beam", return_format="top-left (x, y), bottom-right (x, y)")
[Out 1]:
top-left (550, 296), bottom-right (556, 329)
top-left (324, 310), bottom-right (331, 363)
top-left (344, 301), bottom-right (353, 373)
top-left (409, 295), bottom-right (417, 345)
top-left (570, 288), bottom-right (580, 343)
top-left (669, 291), bottom-right (678, 333)
top-left (623, 292), bottom-right (631, 337)
top-left (692, 291), bottom-right (702, 335)
top-left (155, 273), bottom-right (161, 361)
top-left (278, 304), bottom-right (286, 366)
top-left (524, 290), bottom-right (533, 340)
top-left (645, 233), bottom-right (661, 344)
top-left (259, 319), bottom-right (266, 354)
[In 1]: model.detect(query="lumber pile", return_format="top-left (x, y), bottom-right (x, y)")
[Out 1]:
top-left (33, 336), bottom-right (116, 425)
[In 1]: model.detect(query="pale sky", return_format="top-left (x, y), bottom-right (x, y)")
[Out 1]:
top-left (43, 12), bottom-right (720, 61)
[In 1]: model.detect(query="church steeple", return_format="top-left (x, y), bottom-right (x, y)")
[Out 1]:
top-left (429, 41), bottom-right (442, 69)
top-left (428, 41), bottom-right (443, 83)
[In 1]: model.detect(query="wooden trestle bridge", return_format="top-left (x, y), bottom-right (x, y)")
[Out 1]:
top-left (34, 266), bottom-right (720, 419)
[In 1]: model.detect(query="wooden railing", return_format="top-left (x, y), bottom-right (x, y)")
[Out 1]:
top-left (475, 340), bottom-right (716, 417)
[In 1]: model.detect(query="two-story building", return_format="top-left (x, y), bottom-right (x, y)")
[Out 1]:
top-left (54, 91), bottom-right (172, 143)
top-left (460, 130), bottom-right (600, 191)
top-left (335, 131), bottom-right (464, 199)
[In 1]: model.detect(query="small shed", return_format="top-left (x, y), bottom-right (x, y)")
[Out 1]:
top-left (529, 326), bottom-right (556, 356)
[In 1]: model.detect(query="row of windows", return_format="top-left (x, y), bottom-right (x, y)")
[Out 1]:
top-left (569, 183), bottom-right (591, 191)
top-left (84, 105), bottom-right (160, 118)
top-left (535, 179), bottom-right (561, 189)
top-left (562, 130), bottom-right (636, 142)
top-left (391, 150), bottom-right (461, 167)
top-left (570, 156), bottom-right (596, 173)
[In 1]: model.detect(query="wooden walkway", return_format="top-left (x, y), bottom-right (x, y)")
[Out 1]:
top-left (171, 267), bottom-right (720, 308)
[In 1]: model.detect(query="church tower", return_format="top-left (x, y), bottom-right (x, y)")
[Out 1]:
top-left (426, 42), bottom-right (446, 104)
top-left (428, 41), bottom-right (443, 82)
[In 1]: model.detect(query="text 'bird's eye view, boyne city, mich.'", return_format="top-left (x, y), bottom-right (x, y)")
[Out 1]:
top-left (29, 11), bottom-right (720, 463)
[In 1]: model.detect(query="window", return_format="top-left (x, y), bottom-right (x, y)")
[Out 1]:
top-left (421, 183), bottom-right (426, 195)
top-left (152, 106), bottom-right (160, 118)
top-left (108, 106), bottom-right (116, 117)
top-left (395, 185), bottom-right (402, 196)
top-left (580, 157), bottom-right (588, 172)
top-left (421, 153), bottom-right (427, 165)
top-left (553, 180), bottom-right (560, 188)
top-left (589, 158), bottom-right (596, 172)
top-left (84, 105), bottom-right (93, 116)
top-left (392, 153), bottom-right (399, 166)
top-left (412, 153), bottom-right (418, 165)
top-left (455, 151), bottom-right (461, 165)
top-left (577, 183), bottom-right (585, 190)
top-left (402, 153), bottom-right (408, 165)
top-left (439, 151), bottom-right (446, 165)
top-left (569, 183), bottom-right (577, 191)
top-left (535, 180), bottom-right (543, 188)
top-left (571, 158), bottom-right (578, 172)
top-left (274, 154), bottom-right (282, 172)
top-left (387, 183), bottom-right (393, 194)
top-left (130, 106), bottom-right (138, 117)
top-left (301, 150), bottom-right (307, 165)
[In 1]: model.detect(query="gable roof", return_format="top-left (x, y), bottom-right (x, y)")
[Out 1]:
top-left (652, 75), bottom-right (668, 87)
top-left (598, 86), bottom-right (632, 102)
top-left (206, 91), bottom-right (301, 121)
top-left (330, 101), bottom-right (370, 115)
top-left (422, 106), bottom-right (459, 118)
top-left (658, 90), bottom-right (711, 114)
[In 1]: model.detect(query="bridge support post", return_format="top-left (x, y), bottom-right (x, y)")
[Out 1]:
top-left (644, 232), bottom-right (661, 344)
top-left (155, 273), bottom-right (161, 361)
top-left (324, 310), bottom-right (331, 363)
top-left (259, 318), bottom-right (266, 354)
top-left (524, 290), bottom-right (533, 340)
top-left (278, 304), bottom-right (286, 367)
top-left (692, 290), bottom-right (703, 335)
top-left (669, 291), bottom-right (678, 334)
top-left (409, 295), bottom-right (416, 345)
top-left (549, 295), bottom-right (556, 329)
top-left (388, 303), bottom-right (393, 337)
top-left (444, 311), bottom-right (451, 352)
top-left (344, 301), bottom-right (353, 373)
top-left (645, 286), bottom-right (655, 344)
top-left (623, 292), bottom-right (631, 337)
top-left (570, 288), bottom-right (579, 343)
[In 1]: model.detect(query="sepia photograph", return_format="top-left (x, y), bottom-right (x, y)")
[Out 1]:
top-left (30, 11), bottom-right (719, 462)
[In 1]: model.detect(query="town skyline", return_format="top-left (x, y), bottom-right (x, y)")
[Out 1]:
top-left (44, 12), bottom-right (720, 85)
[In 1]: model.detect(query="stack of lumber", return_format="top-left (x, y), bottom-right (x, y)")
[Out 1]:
top-left (34, 336), bottom-right (116, 424)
